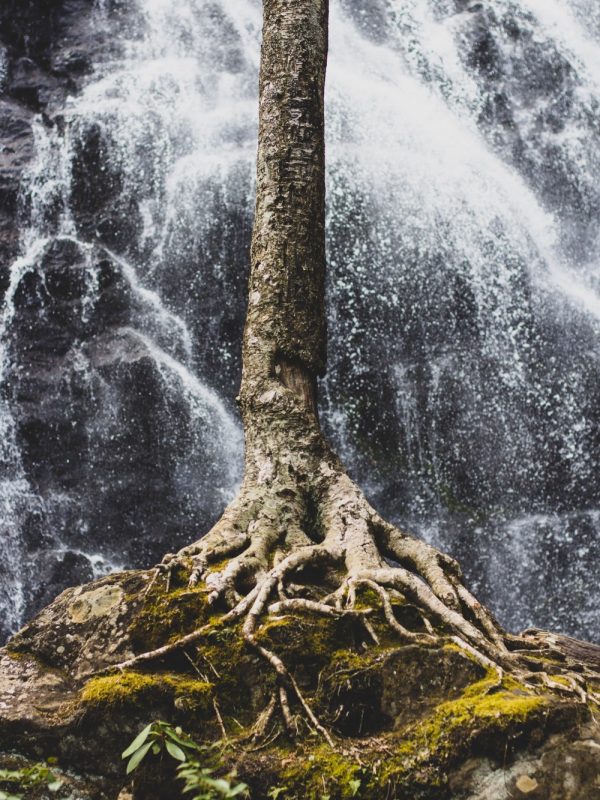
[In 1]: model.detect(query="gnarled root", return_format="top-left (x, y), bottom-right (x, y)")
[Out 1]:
top-left (177, 471), bottom-right (511, 667)
top-left (113, 464), bottom-right (595, 741)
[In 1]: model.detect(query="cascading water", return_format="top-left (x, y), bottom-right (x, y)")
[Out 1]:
top-left (1, 0), bottom-right (599, 642)
top-left (325, 0), bottom-right (600, 641)
top-left (0, 0), bottom-right (248, 639)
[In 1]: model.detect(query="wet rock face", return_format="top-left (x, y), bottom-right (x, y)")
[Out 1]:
top-left (3, 238), bottom-right (234, 637)
top-left (455, 3), bottom-right (600, 262)
top-left (0, 101), bottom-right (34, 269)
top-left (0, 0), bottom-right (116, 264)
top-left (0, 0), bottom-right (244, 641)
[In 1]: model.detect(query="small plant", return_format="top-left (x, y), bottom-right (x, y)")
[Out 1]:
top-left (177, 759), bottom-right (248, 800)
top-left (122, 721), bottom-right (197, 774)
top-left (122, 721), bottom-right (248, 800)
top-left (0, 763), bottom-right (63, 799)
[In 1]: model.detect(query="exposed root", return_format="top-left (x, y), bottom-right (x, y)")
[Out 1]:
top-left (278, 686), bottom-right (296, 735)
top-left (268, 598), bottom-right (368, 618)
top-left (143, 567), bottom-right (162, 598)
top-left (286, 672), bottom-right (336, 748)
top-left (352, 578), bottom-right (435, 645)
top-left (105, 466), bottom-right (598, 743)
top-left (250, 693), bottom-right (278, 743)
top-left (213, 697), bottom-right (229, 742)
top-left (449, 635), bottom-right (504, 681)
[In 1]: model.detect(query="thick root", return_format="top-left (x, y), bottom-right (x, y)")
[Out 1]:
top-left (107, 467), bottom-right (596, 741)
top-left (179, 474), bottom-right (511, 671)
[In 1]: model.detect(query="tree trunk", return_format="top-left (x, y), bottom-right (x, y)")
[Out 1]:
top-left (161, 0), bottom-right (516, 683)
top-left (245, 0), bottom-right (328, 398)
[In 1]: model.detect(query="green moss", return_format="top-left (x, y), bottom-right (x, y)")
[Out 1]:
top-left (352, 585), bottom-right (381, 611)
top-left (378, 675), bottom-right (548, 790)
top-left (199, 623), bottom-right (266, 722)
top-left (280, 745), bottom-right (364, 800)
top-left (257, 612), bottom-right (357, 668)
top-left (460, 673), bottom-right (502, 698)
top-left (127, 586), bottom-right (209, 651)
top-left (322, 648), bottom-right (386, 695)
top-left (204, 559), bottom-right (230, 575)
top-left (328, 648), bottom-right (381, 671)
top-left (80, 671), bottom-right (213, 715)
top-left (548, 674), bottom-right (572, 688)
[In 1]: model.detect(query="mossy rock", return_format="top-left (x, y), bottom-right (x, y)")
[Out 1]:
top-left (317, 643), bottom-right (484, 735)
top-left (0, 568), bottom-right (598, 799)
top-left (81, 671), bottom-right (214, 715)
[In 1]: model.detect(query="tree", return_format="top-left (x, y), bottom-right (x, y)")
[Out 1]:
top-left (124, 0), bottom-right (520, 721)
top-left (104, 2), bottom-right (600, 748)
top-left (1, 3), bottom-right (599, 795)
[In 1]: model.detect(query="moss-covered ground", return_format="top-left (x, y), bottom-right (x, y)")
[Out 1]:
top-left (1, 567), bottom-right (596, 800)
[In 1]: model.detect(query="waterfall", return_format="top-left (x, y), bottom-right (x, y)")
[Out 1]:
top-left (0, 0), bottom-right (249, 639)
top-left (1, 0), bottom-right (599, 641)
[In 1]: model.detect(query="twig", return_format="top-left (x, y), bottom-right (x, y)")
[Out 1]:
top-left (213, 697), bottom-right (229, 742)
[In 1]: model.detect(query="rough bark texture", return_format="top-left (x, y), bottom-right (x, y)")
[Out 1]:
top-left (247, 0), bottom-right (328, 380)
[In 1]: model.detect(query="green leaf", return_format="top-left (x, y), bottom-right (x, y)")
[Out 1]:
top-left (165, 740), bottom-right (187, 762)
top-left (47, 780), bottom-right (63, 792)
top-left (178, 762), bottom-right (213, 777)
top-left (0, 770), bottom-right (24, 782)
top-left (209, 778), bottom-right (232, 792)
top-left (122, 723), bottom-right (154, 758)
top-left (125, 741), bottom-right (153, 774)
top-left (349, 779), bottom-right (361, 796)
top-left (165, 726), bottom-right (200, 750)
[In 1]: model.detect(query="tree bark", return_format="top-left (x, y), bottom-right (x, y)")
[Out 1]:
top-left (238, 0), bottom-right (330, 513)
top-left (244, 0), bottom-right (328, 399)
